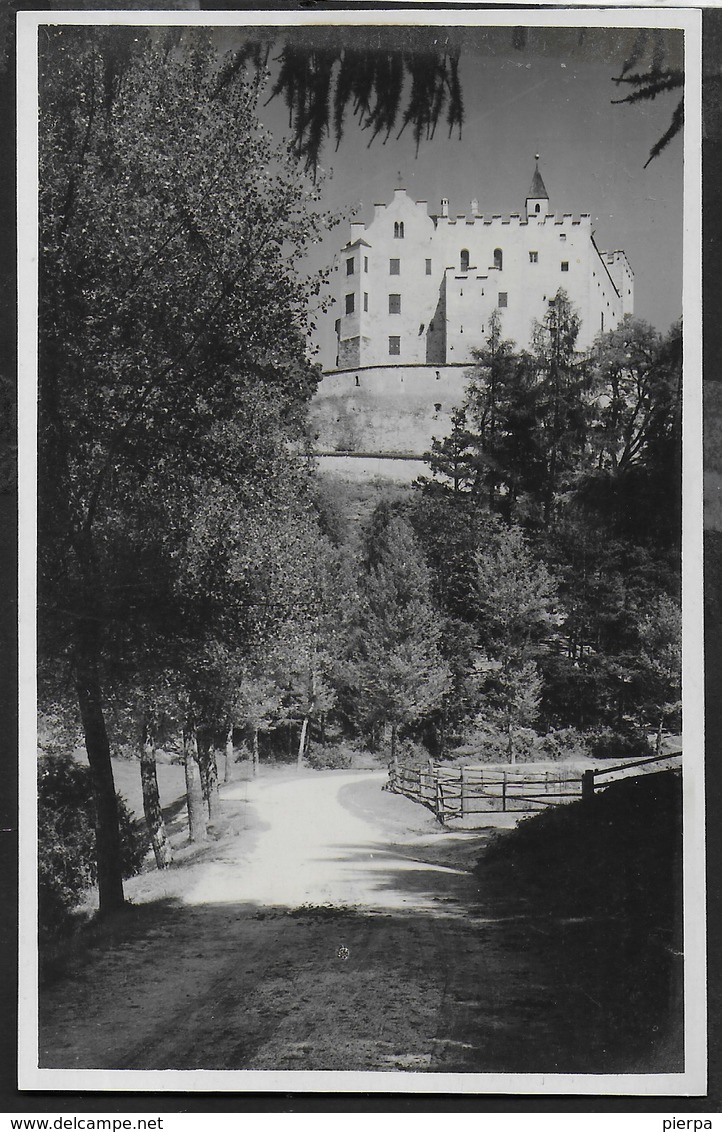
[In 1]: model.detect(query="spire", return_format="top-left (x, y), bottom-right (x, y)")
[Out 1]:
top-left (527, 155), bottom-right (549, 201)
top-left (526, 155), bottom-right (549, 219)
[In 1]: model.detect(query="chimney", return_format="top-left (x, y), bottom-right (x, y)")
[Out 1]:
top-left (471, 198), bottom-right (479, 218)
top-left (441, 197), bottom-right (449, 218)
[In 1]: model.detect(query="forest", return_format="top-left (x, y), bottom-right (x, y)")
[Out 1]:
top-left (36, 26), bottom-right (682, 931)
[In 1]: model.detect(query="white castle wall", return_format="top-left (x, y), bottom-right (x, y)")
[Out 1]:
top-left (309, 364), bottom-right (469, 456)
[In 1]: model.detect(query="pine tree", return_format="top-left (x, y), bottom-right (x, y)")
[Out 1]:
top-left (474, 525), bottom-right (558, 762)
top-left (342, 515), bottom-right (450, 758)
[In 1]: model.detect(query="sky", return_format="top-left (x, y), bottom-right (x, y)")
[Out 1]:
top-left (222, 23), bottom-right (685, 369)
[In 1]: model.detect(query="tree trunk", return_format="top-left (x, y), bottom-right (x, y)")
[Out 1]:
top-left (224, 725), bottom-right (233, 783)
top-left (196, 729), bottom-right (220, 819)
top-left (507, 719), bottom-right (515, 765)
top-left (183, 720), bottom-right (206, 843)
top-left (656, 716), bottom-right (664, 757)
top-left (297, 717), bottom-right (309, 767)
top-left (75, 622), bottom-right (125, 915)
top-left (252, 727), bottom-right (259, 777)
top-left (390, 723), bottom-right (397, 762)
top-left (140, 723), bottom-right (172, 870)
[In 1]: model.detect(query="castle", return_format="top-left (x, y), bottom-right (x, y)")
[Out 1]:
top-left (311, 162), bottom-right (634, 473)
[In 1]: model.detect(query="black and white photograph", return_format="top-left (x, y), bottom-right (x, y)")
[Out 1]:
top-left (16, 7), bottom-right (706, 1096)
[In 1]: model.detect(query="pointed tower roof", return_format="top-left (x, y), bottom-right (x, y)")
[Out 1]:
top-left (527, 157), bottom-right (549, 200)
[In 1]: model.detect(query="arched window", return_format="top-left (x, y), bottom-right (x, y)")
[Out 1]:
top-left (460, 248), bottom-right (470, 272)
top-left (394, 221), bottom-right (405, 239)
top-left (535, 203), bottom-right (541, 214)
top-left (493, 248), bottom-right (503, 271)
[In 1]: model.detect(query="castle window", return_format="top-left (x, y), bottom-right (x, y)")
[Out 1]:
top-left (493, 248), bottom-right (503, 271)
top-left (529, 251), bottom-right (538, 264)
top-left (364, 256), bottom-right (369, 272)
top-left (355, 375), bottom-right (360, 387)
top-left (561, 261), bottom-right (569, 272)
top-left (345, 293), bottom-right (355, 314)
top-left (560, 233), bottom-right (567, 241)
top-left (418, 324), bottom-right (425, 336)
top-left (535, 203), bottom-right (541, 214)
top-left (426, 259), bottom-right (432, 275)
top-left (390, 258), bottom-right (400, 275)
top-left (460, 249), bottom-right (470, 272)
top-left (498, 292), bottom-right (507, 308)
top-left (334, 319), bottom-right (340, 336)
top-left (394, 221), bottom-right (405, 239)
top-left (601, 313), bottom-right (604, 332)
top-left (434, 403), bottom-right (442, 413)
top-left (346, 257), bottom-right (354, 275)
top-left (363, 292), bottom-right (368, 312)
top-left (389, 293), bottom-right (401, 314)
top-left (389, 336), bottom-right (401, 356)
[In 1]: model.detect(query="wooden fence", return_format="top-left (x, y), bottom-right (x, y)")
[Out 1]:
top-left (387, 751), bottom-right (682, 825)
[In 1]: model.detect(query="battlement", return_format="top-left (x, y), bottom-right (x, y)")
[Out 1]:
top-left (428, 210), bottom-right (592, 229)
top-left (331, 173), bottom-right (632, 368)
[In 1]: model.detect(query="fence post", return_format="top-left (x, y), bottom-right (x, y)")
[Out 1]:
top-left (502, 771), bottom-right (507, 813)
top-left (582, 769), bottom-right (595, 802)
top-left (390, 755), bottom-right (399, 791)
top-left (435, 775), bottom-right (444, 823)
top-left (460, 766), bottom-right (467, 818)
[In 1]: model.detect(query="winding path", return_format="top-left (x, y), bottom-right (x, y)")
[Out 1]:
top-left (185, 770), bottom-right (474, 912)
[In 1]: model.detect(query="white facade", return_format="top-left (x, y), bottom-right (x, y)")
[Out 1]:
top-left (331, 165), bottom-right (633, 372)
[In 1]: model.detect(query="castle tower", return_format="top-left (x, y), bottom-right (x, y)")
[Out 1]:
top-left (525, 156), bottom-right (549, 220)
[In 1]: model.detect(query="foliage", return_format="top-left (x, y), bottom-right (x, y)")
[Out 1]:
top-left (339, 513), bottom-right (450, 754)
top-left (220, 31), bottom-right (464, 174)
top-left (611, 29), bottom-right (683, 166)
top-left (38, 26), bottom-right (336, 905)
top-left (38, 752), bottom-right (148, 937)
top-left (587, 725), bottom-right (652, 761)
top-left (304, 743), bottom-right (353, 770)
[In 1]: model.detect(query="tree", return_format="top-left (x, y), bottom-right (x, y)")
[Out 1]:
top-left (579, 319), bottom-right (682, 551)
top-left (418, 407), bottom-right (480, 497)
top-left (38, 27), bottom-right (333, 911)
top-left (529, 290), bottom-right (594, 525)
top-left (464, 309), bottom-right (521, 510)
top-left (341, 514), bottom-right (450, 757)
top-left (473, 524), bottom-right (558, 762)
top-left (635, 594), bottom-right (682, 753)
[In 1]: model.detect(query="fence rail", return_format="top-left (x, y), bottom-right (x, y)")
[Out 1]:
top-left (388, 751), bottom-right (682, 825)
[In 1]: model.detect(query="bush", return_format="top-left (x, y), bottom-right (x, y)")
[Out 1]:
top-left (538, 728), bottom-right (590, 762)
top-left (459, 722), bottom-right (545, 764)
top-left (304, 743), bottom-right (352, 770)
top-left (38, 752), bottom-right (149, 938)
top-left (587, 725), bottom-right (652, 761)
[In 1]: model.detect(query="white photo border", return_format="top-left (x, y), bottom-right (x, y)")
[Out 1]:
top-left (17, 6), bottom-right (705, 1096)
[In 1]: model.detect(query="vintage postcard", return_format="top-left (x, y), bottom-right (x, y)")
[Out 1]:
top-left (16, 6), bottom-right (705, 1097)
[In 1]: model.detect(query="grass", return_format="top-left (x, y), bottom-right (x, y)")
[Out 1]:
top-left (478, 768), bottom-right (683, 928)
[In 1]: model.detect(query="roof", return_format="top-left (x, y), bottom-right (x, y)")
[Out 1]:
top-left (527, 163), bottom-right (549, 200)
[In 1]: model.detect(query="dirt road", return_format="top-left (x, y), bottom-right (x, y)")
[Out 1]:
top-left (39, 769), bottom-right (681, 1075)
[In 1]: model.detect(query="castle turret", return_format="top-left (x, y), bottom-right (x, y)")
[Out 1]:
top-left (525, 156), bottom-right (549, 220)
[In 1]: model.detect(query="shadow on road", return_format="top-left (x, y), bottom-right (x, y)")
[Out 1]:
top-left (39, 886), bottom-right (683, 1075)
